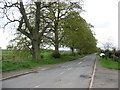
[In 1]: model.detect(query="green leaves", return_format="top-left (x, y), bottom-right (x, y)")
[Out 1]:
top-left (62, 11), bottom-right (97, 53)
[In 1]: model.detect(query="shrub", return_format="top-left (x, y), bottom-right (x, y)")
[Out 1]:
top-left (104, 49), bottom-right (114, 58)
top-left (52, 52), bottom-right (61, 58)
top-left (61, 52), bottom-right (70, 56)
top-left (40, 55), bottom-right (44, 59)
top-left (115, 50), bottom-right (120, 57)
top-left (112, 55), bottom-right (120, 62)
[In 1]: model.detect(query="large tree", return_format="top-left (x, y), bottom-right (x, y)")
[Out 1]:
top-left (43, 2), bottom-right (82, 58)
top-left (62, 11), bottom-right (97, 55)
top-left (1, 0), bottom-right (52, 60)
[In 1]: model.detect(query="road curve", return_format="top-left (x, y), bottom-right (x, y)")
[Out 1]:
top-left (2, 54), bottom-right (96, 88)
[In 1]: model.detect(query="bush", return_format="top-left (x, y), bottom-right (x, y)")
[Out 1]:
top-left (104, 49), bottom-right (114, 58)
top-left (115, 50), bottom-right (120, 57)
top-left (61, 52), bottom-right (70, 56)
top-left (40, 55), bottom-right (44, 59)
top-left (77, 51), bottom-right (82, 55)
top-left (52, 52), bottom-right (61, 58)
top-left (113, 55), bottom-right (120, 62)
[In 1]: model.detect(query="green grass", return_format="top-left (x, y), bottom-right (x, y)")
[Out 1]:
top-left (2, 54), bottom-right (85, 72)
top-left (40, 52), bottom-right (53, 59)
top-left (100, 58), bottom-right (120, 69)
top-left (2, 50), bottom-right (71, 61)
top-left (40, 52), bottom-right (71, 59)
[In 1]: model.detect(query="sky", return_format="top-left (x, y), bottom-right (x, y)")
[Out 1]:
top-left (81, 0), bottom-right (119, 49)
top-left (0, 0), bottom-right (119, 49)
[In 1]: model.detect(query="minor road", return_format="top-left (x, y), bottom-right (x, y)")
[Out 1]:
top-left (2, 54), bottom-right (96, 88)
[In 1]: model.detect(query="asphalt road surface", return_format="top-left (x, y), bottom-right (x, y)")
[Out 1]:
top-left (2, 54), bottom-right (96, 88)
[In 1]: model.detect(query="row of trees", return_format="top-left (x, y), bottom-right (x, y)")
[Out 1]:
top-left (1, 0), bottom-right (97, 60)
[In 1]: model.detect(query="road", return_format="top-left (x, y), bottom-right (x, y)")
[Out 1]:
top-left (2, 54), bottom-right (96, 88)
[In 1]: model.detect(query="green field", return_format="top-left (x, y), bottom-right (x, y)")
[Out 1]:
top-left (100, 58), bottom-right (120, 69)
top-left (2, 50), bottom-right (85, 72)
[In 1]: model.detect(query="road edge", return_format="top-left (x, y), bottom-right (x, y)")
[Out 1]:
top-left (89, 55), bottom-right (97, 89)
top-left (0, 70), bottom-right (36, 81)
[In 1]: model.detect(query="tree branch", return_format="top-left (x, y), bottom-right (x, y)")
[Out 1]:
top-left (18, 2), bottom-right (32, 32)
top-left (17, 17), bottom-right (31, 39)
top-left (35, 2), bottom-right (41, 32)
top-left (4, 19), bottom-right (19, 28)
top-left (44, 36), bottom-right (55, 43)
top-left (39, 23), bottom-right (51, 40)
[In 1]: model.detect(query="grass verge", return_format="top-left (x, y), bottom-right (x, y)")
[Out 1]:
top-left (2, 55), bottom-right (85, 72)
top-left (100, 58), bottom-right (120, 69)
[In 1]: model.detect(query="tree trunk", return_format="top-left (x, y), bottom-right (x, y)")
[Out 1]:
top-left (71, 47), bottom-right (75, 56)
top-left (53, 24), bottom-right (60, 58)
top-left (54, 27), bottom-right (60, 53)
top-left (32, 40), bottom-right (40, 60)
top-left (54, 18), bottom-right (60, 57)
top-left (52, 3), bottom-right (61, 58)
top-left (55, 42), bottom-right (59, 53)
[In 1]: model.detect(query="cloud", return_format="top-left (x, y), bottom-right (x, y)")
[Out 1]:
top-left (81, 0), bottom-right (119, 48)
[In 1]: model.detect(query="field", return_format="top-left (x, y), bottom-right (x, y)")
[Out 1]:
top-left (2, 50), bottom-right (85, 72)
top-left (100, 58), bottom-right (120, 69)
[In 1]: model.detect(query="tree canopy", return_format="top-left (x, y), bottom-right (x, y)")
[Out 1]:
top-left (1, 0), bottom-right (97, 60)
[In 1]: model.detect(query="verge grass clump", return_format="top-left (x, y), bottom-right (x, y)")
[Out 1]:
top-left (100, 58), bottom-right (120, 69)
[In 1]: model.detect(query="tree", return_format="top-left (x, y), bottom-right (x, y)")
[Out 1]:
top-left (1, 0), bottom-right (52, 60)
top-left (102, 38), bottom-right (114, 50)
top-left (44, 2), bottom-right (82, 58)
top-left (62, 11), bottom-right (97, 55)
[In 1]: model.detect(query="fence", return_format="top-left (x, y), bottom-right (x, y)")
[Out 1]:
top-left (2, 50), bottom-right (19, 61)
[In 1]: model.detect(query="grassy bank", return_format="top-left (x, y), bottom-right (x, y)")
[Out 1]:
top-left (2, 54), bottom-right (85, 72)
top-left (100, 58), bottom-right (120, 69)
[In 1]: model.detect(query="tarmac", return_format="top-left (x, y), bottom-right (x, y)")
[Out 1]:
top-left (92, 58), bottom-right (119, 88)
top-left (1, 56), bottom-right (120, 88)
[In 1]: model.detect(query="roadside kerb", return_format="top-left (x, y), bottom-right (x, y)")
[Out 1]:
top-left (1, 70), bottom-right (37, 81)
top-left (1, 63), bottom-right (62, 81)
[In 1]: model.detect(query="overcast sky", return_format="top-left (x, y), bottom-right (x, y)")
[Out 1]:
top-left (0, 0), bottom-right (119, 49)
top-left (81, 0), bottom-right (119, 49)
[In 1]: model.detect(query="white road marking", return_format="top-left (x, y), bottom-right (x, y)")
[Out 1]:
top-left (41, 68), bottom-right (47, 71)
top-left (78, 62), bottom-right (82, 64)
top-left (59, 71), bottom-right (66, 75)
top-left (34, 85), bottom-right (41, 88)
top-left (59, 67), bottom-right (73, 75)
top-left (89, 59), bottom-right (97, 88)
top-left (67, 67), bottom-right (72, 70)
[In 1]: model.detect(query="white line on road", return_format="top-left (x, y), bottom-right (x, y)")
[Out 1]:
top-left (89, 58), bottom-right (97, 89)
top-left (59, 67), bottom-right (73, 75)
top-left (41, 68), bottom-right (46, 71)
top-left (59, 71), bottom-right (66, 75)
top-left (34, 85), bottom-right (41, 88)
top-left (78, 62), bottom-right (82, 64)
top-left (67, 67), bottom-right (72, 70)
